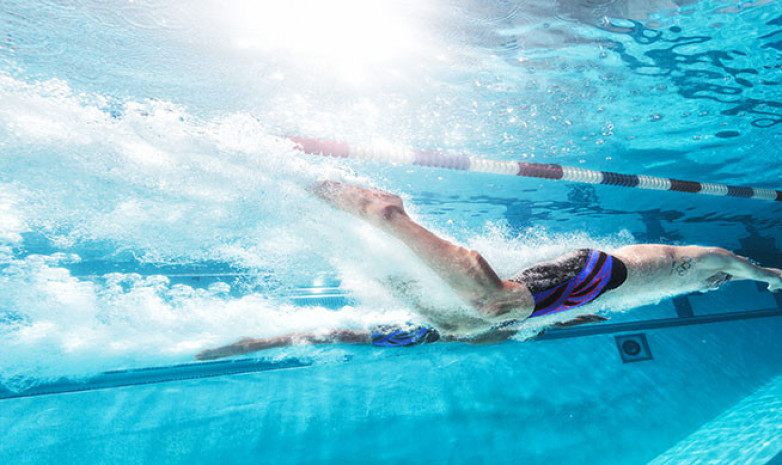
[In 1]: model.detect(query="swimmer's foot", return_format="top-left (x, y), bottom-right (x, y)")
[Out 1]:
top-left (311, 181), bottom-right (406, 226)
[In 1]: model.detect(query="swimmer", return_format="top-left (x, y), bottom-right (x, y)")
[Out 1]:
top-left (195, 181), bottom-right (782, 361)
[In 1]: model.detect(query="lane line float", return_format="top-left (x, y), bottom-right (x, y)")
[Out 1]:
top-left (290, 137), bottom-right (782, 202)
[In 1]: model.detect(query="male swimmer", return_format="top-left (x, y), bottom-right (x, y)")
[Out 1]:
top-left (195, 181), bottom-right (782, 361)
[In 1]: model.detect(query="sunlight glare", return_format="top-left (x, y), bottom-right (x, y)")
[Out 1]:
top-left (223, 0), bottom-right (426, 83)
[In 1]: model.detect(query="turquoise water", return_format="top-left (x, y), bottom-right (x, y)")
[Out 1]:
top-left (1, 0), bottom-right (782, 463)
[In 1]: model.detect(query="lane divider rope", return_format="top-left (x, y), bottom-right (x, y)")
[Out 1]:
top-left (289, 137), bottom-right (782, 202)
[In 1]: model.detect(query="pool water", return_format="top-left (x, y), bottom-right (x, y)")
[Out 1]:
top-left (1, 0), bottom-right (782, 463)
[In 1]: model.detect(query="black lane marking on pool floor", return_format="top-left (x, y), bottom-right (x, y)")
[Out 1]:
top-left (536, 307), bottom-right (782, 340)
top-left (0, 357), bottom-right (318, 400)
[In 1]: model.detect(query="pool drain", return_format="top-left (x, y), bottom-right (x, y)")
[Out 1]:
top-left (615, 333), bottom-right (653, 363)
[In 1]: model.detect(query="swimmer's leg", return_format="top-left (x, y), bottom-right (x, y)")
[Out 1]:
top-left (613, 244), bottom-right (782, 292)
top-left (195, 329), bottom-right (371, 361)
top-left (694, 247), bottom-right (782, 292)
top-left (312, 181), bottom-right (534, 320)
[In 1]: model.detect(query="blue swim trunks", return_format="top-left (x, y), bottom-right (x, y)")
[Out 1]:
top-left (509, 248), bottom-right (627, 318)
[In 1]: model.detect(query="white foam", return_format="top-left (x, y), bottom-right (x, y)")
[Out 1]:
top-left (0, 185), bottom-right (28, 259)
top-left (0, 72), bottom-right (667, 388)
top-left (0, 73), bottom-right (422, 387)
top-left (0, 252), bottom-right (410, 390)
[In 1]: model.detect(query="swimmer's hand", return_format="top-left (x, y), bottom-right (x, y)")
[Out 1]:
top-left (195, 346), bottom-right (235, 361)
top-left (195, 338), bottom-right (256, 361)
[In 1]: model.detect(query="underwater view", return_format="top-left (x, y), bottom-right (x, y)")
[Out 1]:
top-left (1, 0), bottom-right (782, 463)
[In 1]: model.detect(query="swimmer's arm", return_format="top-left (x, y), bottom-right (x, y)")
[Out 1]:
top-left (699, 248), bottom-right (782, 291)
top-left (195, 330), bottom-right (372, 361)
top-left (530, 314), bottom-right (610, 340)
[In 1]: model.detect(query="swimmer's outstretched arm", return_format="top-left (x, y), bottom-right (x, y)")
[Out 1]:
top-left (194, 315), bottom-right (611, 360)
top-left (195, 329), bottom-right (371, 361)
